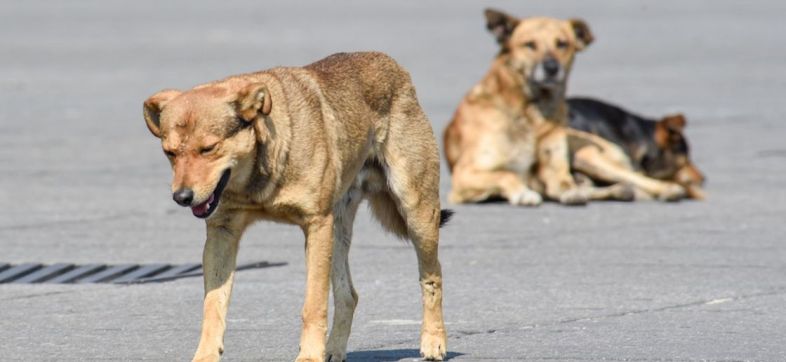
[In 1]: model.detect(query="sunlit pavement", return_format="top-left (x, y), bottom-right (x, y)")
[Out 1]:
top-left (1, 1), bottom-right (785, 360)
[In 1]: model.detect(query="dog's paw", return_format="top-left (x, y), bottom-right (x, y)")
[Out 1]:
top-left (295, 348), bottom-right (325, 362)
top-left (447, 192), bottom-right (463, 204)
top-left (686, 185), bottom-right (706, 200)
top-left (192, 352), bottom-right (221, 362)
top-left (325, 349), bottom-right (346, 362)
top-left (559, 188), bottom-right (588, 206)
top-left (294, 357), bottom-right (322, 362)
top-left (420, 331), bottom-right (447, 361)
top-left (610, 183), bottom-right (636, 202)
top-left (657, 183), bottom-right (687, 202)
top-left (509, 189), bottom-right (543, 206)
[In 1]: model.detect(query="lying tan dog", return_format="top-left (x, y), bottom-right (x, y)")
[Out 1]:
top-left (567, 97), bottom-right (705, 200)
top-left (444, 9), bottom-right (602, 206)
top-left (143, 52), bottom-right (450, 362)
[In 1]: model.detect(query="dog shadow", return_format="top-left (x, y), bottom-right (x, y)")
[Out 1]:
top-left (346, 349), bottom-right (464, 361)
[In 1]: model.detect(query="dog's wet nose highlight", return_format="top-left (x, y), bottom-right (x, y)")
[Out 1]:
top-left (173, 188), bottom-right (194, 206)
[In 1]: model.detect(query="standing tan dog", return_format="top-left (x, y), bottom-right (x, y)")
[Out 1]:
top-left (444, 9), bottom-right (601, 206)
top-left (143, 52), bottom-right (450, 362)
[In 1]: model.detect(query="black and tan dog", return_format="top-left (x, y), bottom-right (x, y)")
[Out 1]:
top-left (567, 97), bottom-right (706, 200)
top-left (444, 9), bottom-right (601, 206)
top-left (143, 52), bottom-right (450, 361)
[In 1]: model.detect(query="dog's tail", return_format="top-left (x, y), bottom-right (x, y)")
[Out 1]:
top-left (439, 209), bottom-right (455, 228)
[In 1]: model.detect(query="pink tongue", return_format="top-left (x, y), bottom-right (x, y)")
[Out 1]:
top-left (191, 194), bottom-right (215, 216)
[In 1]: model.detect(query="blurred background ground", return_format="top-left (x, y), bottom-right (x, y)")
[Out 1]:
top-left (1, 1), bottom-right (785, 360)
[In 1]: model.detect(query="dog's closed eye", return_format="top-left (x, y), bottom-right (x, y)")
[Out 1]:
top-left (556, 39), bottom-right (569, 49)
top-left (164, 150), bottom-right (176, 158)
top-left (200, 144), bottom-right (218, 155)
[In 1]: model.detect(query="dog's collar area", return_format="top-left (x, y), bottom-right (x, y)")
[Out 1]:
top-left (191, 169), bottom-right (231, 219)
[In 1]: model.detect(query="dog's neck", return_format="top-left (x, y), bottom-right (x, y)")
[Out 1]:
top-left (637, 120), bottom-right (663, 173)
top-left (526, 86), bottom-right (565, 119)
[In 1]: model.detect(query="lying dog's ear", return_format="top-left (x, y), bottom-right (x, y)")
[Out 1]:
top-left (655, 114), bottom-right (687, 148)
top-left (485, 8), bottom-right (520, 46)
top-left (569, 18), bottom-right (594, 50)
top-left (143, 89), bottom-right (182, 138)
top-left (662, 114), bottom-right (687, 132)
top-left (236, 82), bottom-right (272, 122)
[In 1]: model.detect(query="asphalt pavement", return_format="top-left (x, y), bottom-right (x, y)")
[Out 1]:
top-left (1, 1), bottom-right (785, 361)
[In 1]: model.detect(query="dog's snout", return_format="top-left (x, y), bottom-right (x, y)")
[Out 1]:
top-left (173, 188), bottom-right (195, 206)
top-left (543, 58), bottom-right (560, 76)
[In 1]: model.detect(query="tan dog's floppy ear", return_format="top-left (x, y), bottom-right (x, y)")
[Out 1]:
top-left (237, 82), bottom-right (272, 122)
top-left (143, 89), bottom-right (181, 138)
top-left (485, 8), bottom-right (520, 46)
top-left (662, 113), bottom-right (687, 132)
top-left (569, 18), bottom-right (594, 50)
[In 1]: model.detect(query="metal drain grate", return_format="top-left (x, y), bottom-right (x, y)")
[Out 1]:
top-left (0, 261), bottom-right (286, 285)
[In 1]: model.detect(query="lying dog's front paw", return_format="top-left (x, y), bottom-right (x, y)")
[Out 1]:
top-left (510, 189), bottom-right (543, 206)
top-left (610, 183), bottom-right (636, 202)
top-left (559, 188), bottom-right (588, 206)
top-left (420, 331), bottom-right (447, 361)
top-left (658, 183), bottom-right (687, 202)
top-left (447, 191), bottom-right (464, 204)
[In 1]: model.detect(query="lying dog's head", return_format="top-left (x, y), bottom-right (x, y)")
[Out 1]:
top-left (485, 9), bottom-right (593, 92)
top-left (647, 114), bottom-right (706, 199)
top-left (143, 83), bottom-right (272, 218)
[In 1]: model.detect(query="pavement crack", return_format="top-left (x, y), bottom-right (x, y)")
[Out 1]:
top-left (522, 287), bottom-right (786, 330)
top-left (442, 287), bottom-right (786, 342)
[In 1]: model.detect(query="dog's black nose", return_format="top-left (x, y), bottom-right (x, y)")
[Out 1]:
top-left (173, 188), bottom-right (194, 206)
top-left (543, 58), bottom-right (560, 76)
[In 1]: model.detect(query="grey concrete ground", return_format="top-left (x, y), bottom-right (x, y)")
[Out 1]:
top-left (1, 0), bottom-right (785, 360)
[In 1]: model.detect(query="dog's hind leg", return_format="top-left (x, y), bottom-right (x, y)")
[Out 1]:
top-left (581, 183), bottom-right (635, 201)
top-left (325, 188), bottom-right (362, 362)
top-left (367, 185), bottom-right (447, 362)
top-left (449, 166), bottom-right (542, 206)
top-left (573, 146), bottom-right (686, 201)
top-left (573, 173), bottom-right (635, 201)
top-left (378, 104), bottom-right (447, 360)
top-left (406, 205), bottom-right (448, 361)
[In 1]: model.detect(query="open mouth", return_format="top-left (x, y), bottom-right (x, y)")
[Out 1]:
top-left (191, 169), bottom-right (231, 219)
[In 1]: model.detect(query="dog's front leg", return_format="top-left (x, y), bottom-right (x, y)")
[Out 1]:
top-left (297, 215), bottom-right (335, 362)
top-left (537, 127), bottom-right (588, 205)
top-left (193, 217), bottom-right (245, 362)
top-left (572, 146), bottom-right (686, 201)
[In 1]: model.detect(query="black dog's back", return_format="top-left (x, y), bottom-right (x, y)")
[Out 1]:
top-left (567, 97), bottom-right (657, 162)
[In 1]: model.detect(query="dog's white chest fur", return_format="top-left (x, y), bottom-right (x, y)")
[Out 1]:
top-left (475, 126), bottom-right (536, 175)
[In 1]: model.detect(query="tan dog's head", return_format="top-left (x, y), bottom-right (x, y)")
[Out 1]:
top-left (649, 114), bottom-right (707, 199)
top-left (485, 8), bottom-right (593, 92)
top-left (143, 83), bottom-right (272, 218)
